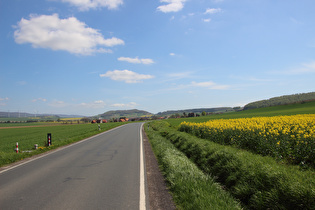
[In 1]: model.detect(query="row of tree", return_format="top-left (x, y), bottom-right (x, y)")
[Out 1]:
top-left (244, 92), bottom-right (315, 110)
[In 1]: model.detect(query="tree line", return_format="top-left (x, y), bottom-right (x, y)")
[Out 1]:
top-left (244, 92), bottom-right (315, 110)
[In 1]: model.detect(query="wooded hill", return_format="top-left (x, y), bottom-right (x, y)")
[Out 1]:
top-left (97, 109), bottom-right (153, 119)
top-left (155, 107), bottom-right (238, 117)
top-left (244, 92), bottom-right (315, 110)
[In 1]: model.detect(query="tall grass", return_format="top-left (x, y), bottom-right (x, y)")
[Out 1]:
top-left (145, 124), bottom-right (241, 210)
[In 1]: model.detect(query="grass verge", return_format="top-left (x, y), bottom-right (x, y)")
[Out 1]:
top-left (145, 122), bottom-right (241, 210)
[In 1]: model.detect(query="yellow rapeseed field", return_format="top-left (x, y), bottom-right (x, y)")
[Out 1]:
top-left (179, 114), bottom-right (315, 167)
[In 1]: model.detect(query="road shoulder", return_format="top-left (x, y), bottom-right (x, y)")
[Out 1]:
top-left (142, 126), bottom-right (176, 210)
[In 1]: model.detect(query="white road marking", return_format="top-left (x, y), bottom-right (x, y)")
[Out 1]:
top-left (139, 123), bottom-right (146, 210)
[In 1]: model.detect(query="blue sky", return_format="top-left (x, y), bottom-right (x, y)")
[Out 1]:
top-left (1, 0), bottom-right (314, 116)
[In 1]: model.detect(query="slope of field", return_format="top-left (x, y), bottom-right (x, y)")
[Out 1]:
top-left (145, 101), bottom-right (315, 209)
top-left (244, 91), bottom-right (315, 110)
top-left (167, 101), bottom-right (315, 127)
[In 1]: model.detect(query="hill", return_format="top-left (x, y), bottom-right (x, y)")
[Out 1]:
top-left (244, 92), bottom-right (315, 110)
top-left (155, 107), bottom-right (236, 117)
top-left (97, 109), bottom-right (153, 120)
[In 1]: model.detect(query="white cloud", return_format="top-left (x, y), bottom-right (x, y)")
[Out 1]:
top-left (118, 57), bottom-right (154, 64)
top-left (169, 52), bottom-right (176, 56)
top-left (204, 8), bottom-right (222, 14)
top-left (79, 100), bottom-right (106, 109)
top-left (14, 14), bottom-right (124, 55)
top-left (271, 61), bottom-right (315, 75)
top-left (0, 97), bottom-right (9, 101)
top-left (100, 70), bottom-right (154, 83)
top-left (203, 18), bottom-right (211, 22)
top-left (157, 0), bottom-right (186, 13)
top-left (229, 75), bottom-right (274, 82)
top-left (32, 98), bottom-right (47, 102)
top-left (0, 97), bottom-right (9, 106)
top-left (141, 58), bottom-right (155, 65)
top-left (191, 81), bottom-right (229, 90)
top-left (110, 102), bottom-right (138, 107)
top-left (167, 71), bottom-right (193, 80)
top-left (61, 0), bottom-right (123, 11)
top-left (49, 100), bottom-right (67, 108)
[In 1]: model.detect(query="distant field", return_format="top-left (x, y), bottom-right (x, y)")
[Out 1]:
top-left (0, 122), bottom-right (61, 128)
top-left (167, 101), bottom-right (315, 127)
top-left (59, 117), bottom-right (83, 121)
top-left (0, 122), bottom-right (127, 167)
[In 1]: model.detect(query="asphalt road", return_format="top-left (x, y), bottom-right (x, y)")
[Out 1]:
top-left (0, 123), bottom-right (147, 210)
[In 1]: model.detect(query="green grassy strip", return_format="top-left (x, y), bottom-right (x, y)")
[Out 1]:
top-left (166, 101), bottom-right (315, 128)
top-left (150, 120), bottom-right (315, 210)
top-left (145, 123), bottom-right (242, 210)
top-left (0, 122), bottom-right (126, 167)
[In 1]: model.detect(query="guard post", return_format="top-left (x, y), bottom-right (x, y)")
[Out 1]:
top-left (47, 133), bottom-right (52, 146)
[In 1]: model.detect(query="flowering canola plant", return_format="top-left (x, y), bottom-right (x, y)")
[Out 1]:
top-left (179, 114), bottom-right (315, 167)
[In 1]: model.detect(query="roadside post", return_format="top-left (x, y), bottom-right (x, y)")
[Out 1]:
top-left (47, 133), bottom-right (51, 146)
top-left (15, 142), bottom-right (19, 153)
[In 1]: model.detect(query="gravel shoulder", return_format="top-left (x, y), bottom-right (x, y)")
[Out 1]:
top-left (142, 126), bottom-right (176, 210)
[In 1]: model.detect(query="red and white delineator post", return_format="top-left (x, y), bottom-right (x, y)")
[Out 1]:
top-left (47, 133), bottom-right (51, 146)
top-left (48, 135), bottom-right (51, 146)
top-left (16, 142), bottom-right (19, 153)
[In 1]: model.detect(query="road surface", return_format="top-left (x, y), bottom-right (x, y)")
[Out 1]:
top-left (0, 123), bottom-right (147, 210)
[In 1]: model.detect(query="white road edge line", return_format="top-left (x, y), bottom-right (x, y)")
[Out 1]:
top-left (0, 124), bottom-right (126, 175)
top-left (139, 123), bottom-right (146, 210)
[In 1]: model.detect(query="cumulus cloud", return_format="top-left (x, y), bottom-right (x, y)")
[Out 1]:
top-left (204, 8), bottom-right (222, 14)
top-left (14, 14), bottom-right (124, 55)
top-left (167, 71), bottom-right (193, 80)
top-left (203, 18), bottom-right (211, 22)
top-left (118, 57), bottom-right (154, 64)
top-left (79, 100), bottom-right (106, 109)
top-left (0, 97), bottom-right (9, 101)
top-left (110, 102), bottom-right (138, 107)
top-left (157, 0), bottom-right (186, 13)
top-left (271, 61), bottom-right (315, 75)
top-left (100, 70), bottom-right (154, 83)
top-left (0, 97), bottom-right (9, 106)
top-left (49, 100), bottom-right (67, 108)
top-left (32, 98), bottom-right (47, 102)
top-left (191, 81), bottom-right (229, 90)
top-left (61, 0), bottom-right (123, 11)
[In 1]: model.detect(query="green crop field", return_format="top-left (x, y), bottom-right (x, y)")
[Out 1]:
top-left (166, 101), bottom-right (315, 127)
top-left (0, 122), bottom-right (126, 167)
top-left (145, 101), bottom-right (315, 209)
